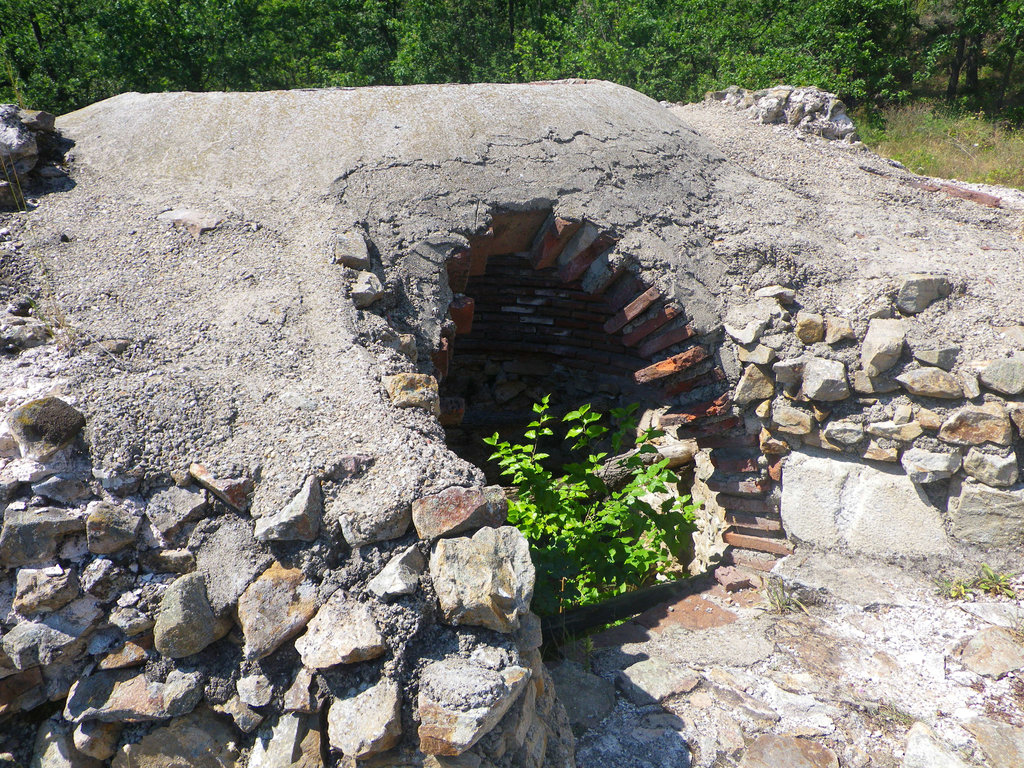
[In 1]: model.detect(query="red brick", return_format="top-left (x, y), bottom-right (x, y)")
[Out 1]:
top-left (711, 455), bottom-right (759, 473)
top-left (663, 367), bottom-right (726, 398)
top-left (728, 549), bottom-right (782, 572)
top-left (411, 485), bottom-right (507, 540)
top-left (449, 295), bottom-right (475, 335)
top-left (604, 286), bottom-right (661, 334)
top-left (698, 431), bottom-right (758, 450)
top-left (723, 532), bottom-right (794, 556)
top-left (719, 495), bottom-right (773, 514)
top-left (634, 346), bottom-right (709, 383)
top-left (658, 393), bottom-right (731, 426)
top-left (439, 397), bottom-right (465, 427)
top-left (726, 512), bottom-right (784, 533)
top-left (558, 241), bottom-right (601, 282)
top-left (768, 458), bottom-right (784, 482)
top-left (446, 249), bottom-right (472, 293)
top-left (941, 184), bottom-right (1001, 208)
top-left (470, 210), bottom-right (550, 259)
top-left (622, 305), bottom-right (681, 347)
top-left (676, 415), bottom-right (742, 440)
top-left (604, 274), bottom-right (647, 311)
top-left (469, 249), bottom-right (489, 277)
top-left (431, 337), bottom-right (451, 379)
top-left (706, 477), bottom-right (771, 496)
top-left (638, 324), bottom-right (696, 358)
top-left (531, 216), bottom-right (582, 269)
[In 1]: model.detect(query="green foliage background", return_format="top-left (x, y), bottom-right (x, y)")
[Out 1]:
top-left (1, 0), bottom-right (1022, 119)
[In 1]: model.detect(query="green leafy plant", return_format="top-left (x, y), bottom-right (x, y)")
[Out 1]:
top-left (484, 396), bottom-right (698, 615)
top-left (934, 576), bottom-right (975, 600)
top-left (975, 564), bottom-right (1017, 598)
top-left (760, 577), bottom-right (808, 615)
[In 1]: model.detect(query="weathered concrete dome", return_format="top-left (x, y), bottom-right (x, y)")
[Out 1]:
top-left (2, 80), bottom-right (1024, 766)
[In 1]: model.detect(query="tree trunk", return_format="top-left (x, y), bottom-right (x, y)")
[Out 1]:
top-left (965, 35), bottom-right (982, 93)
top-left (947, 34), bottom-right (966, 99)
top-left (997, 39), bottom-right (1019, 110)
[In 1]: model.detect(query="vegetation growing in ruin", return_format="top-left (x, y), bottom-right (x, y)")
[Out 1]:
top-left (484, 397), bottom-right (698, 615)
top-left (934, 564), bottom-right (1018, 599)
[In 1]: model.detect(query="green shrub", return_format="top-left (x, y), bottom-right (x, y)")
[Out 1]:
top-left (484, 396), bottom-right (698, 615)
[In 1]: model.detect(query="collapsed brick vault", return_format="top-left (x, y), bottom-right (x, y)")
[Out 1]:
top-left (2, 80), bottom-right (1024, 767)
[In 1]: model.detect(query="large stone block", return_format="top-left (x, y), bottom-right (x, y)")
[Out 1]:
top-left (948, 479), bottom-right (1024, 547)
top-left (780, 451), bottom-right (949, 555)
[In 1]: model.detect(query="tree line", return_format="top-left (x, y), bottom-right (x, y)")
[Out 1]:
top-left (0, 0), bottom-right (1021, 119)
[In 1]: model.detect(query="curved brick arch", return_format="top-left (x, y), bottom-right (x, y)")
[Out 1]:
top-left (431, 207), bottom-right (793, 569)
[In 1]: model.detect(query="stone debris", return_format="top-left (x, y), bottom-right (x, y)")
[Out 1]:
top-left (896, 274), bottom-right (951, 315)
top-left (85, 501), bottom-right (140, 555)
top-left (962, 448), bottom-right (1018, 486)
top-left (913, 345), bottom-right (959, 370)
top-left (823, 316), bottom-right (855, 345)
top-left (366, 545), bottom-right (426, 598)
top-left (411, 485), bottom-right (507, 540)
top-left (709, 85), bottom-right (858, 141)
top-left (333, 228), bottom-right (371, 269)
top-left (145, 486), bottom-right (207, 536)
top-left (188, 513), bottom-right (272, 615)
top-left (109, 707), bottom-right (239, 768)
top-left (895, 367), bottom-right (963, 398)
top-left (902, 722), bottom-right (970, 768)
top-left (155, 208), bottom-right (221, 237)
top-left (73, 719), bottom-right (121, 761)
top-left (939, 403), bottom-right (1013, 446)
top-left (734, 364), bottom-right (775, 404)
top-left (956, 626), bottom-right (1024, 678)
top-left (30, 721), bottom-right (103, 768)
top-left (254, 476), bottom-right (322, 542)
top-left (0, 506), bottom-right (86, 567)
top-left (430, 526), bottom-right (535, 633)
top-left (327, 679), bottom-right (402, 758)
top-left (65, 668), bottom-right (204, 723)
top-left (382, 373), bottom-right (441, 416)
top-left (861, 319), bottom-right (905, 377)
top-left (14, 565), bottom-right (80, 614)
top-left (153, 573), bottom-right (217, 659)
top-left (900, 448), bottom-right (962, 484)
top-left (615, 658), bottom-right (699, 706)
top-left (294, 590), bottom-right (385, 668)
top-left (351, 271), bottom-right (385, 308)
top-left (248, 713), bottom-right (322, 768)
top-left (188, 463), bottom-right (253, 512)
top-left (738, 735), bottom-right (838, 768)
top-left (237, 563), bottom-right (317, 661)
top-left (800, 357), bottom-right (848, 401)
top-left (236, 674), bottom-right (273, 708)
top-left (963, 717), bottom-right (1024, 768)
top-left (418, 659), bottom-right (530, 756)
top-left (980, 357), bottom-right (1024, 395)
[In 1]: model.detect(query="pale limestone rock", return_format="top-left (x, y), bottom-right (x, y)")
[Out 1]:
top-left (72, 721), bottom-right (120, 761)
top-left (963, 449), bottom-right (1018, 487)
top-left (145, 487), bottom-right (207, 536)
top-left (156, 208), bottom-right (221, 237)
top-left (948, 480), bottom-right (1024, 547)
top-left (351, 271), bottom-right (384, 308)
top-left (30, 721), bottom-right (102, 768)
top-left (900, 448), bottom-right (961, 484)
top-left (383, 373), bottom-right (440, 416)
top-left (14, 565), bottom-right (80, 614)
top-left (824, 316), bottom-right (855, 345)
top-left (332, 229), bottom-right (371, 269)
top-left (964, 717), bottom-right (1024, 768)
top-left (237, 563), bottom-right (317, 661)
top-left (734, 365), bottom-right (774, 405)
top-left (980, 358), bottom-right (1024, 395)
top-left (866, 420), bottom-right (923, 442)
top-left (294, 590), bottom-right (385, 668)
top-left (800, 357), bottom-right (848, 401)
top-left (737, 344), bottom-right (776, 365)
top-left (781, 451), bottom-right (948, 555)
top-left (903, 722), bottom-right (970, 768)
top-left (548, 661), bottom-right (615, 728)
top-left (772, 404), bottom-right (814, 436)
top-left (772, 358), bottom-right (805, 386)
top-left (85, 501), bottom-right (141, 555)
top-left (896, 274), bottom-right (951, 315)
top-left (821, 420), bottom-right (863, 447)
top-left (896, 368), bottom-right (963, 398)
top-left (860, 319), bottom-right (904, 377)
top-left (418, 660), bottom-right (530, 756)
top-left (430, 526), bottom-right (535, 633)
top-left (153, 573), bottom-right (216, 659)
top-left (794, 312), bottom-right (824, 344)
top-left (237, 674), bottom-right (273, 708)
top-left (254, 476), bottom-right (322, 542)
top-left (367, 545), bottom-right (426, 599)
top-left (738, 734), bottom-right (838, 768)
top-left (754, 285), bottom-right (795, 303)
top-left (248, 713), bottom-right (321, 768)
top-left (327, 679), bottom-right (402, 758)
top-left (939, 403), bottom-right (1013, 446)
top-left (913, 345), bottom-right (959, 370)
